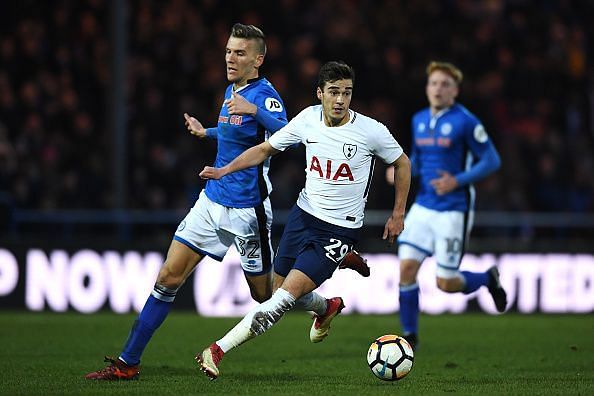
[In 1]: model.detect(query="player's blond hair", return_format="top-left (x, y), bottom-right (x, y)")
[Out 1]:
top-left (426, 61), bottom-right (463, 85)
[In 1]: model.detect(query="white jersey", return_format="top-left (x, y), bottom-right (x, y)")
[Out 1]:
top-left (268, 105), bottom-right (403, 228)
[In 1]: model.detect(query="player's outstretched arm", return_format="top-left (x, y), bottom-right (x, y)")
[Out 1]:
top-left (184, 113), bottom-right (208, 138)
top-left (199, 141), bottom-right (280, 180)
top-left (383, 153), bottom-right (411, 245)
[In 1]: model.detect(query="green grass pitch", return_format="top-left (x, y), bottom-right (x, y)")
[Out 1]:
top-left (1, 311), bottom-right (592, 395)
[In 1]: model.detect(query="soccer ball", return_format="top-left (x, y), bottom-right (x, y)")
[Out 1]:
top-left (367, 334), bottom-right (414, 381)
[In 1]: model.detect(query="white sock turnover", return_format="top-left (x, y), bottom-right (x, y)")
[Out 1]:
top-left (216, 288), bottom-right (296, 353)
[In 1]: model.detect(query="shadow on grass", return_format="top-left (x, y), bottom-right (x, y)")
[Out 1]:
top-left (140, 365), bottom-right (309, 383)
top-left (228, 372), bottom-right (308, 383)
top-left (141, 364), bottom-right (198, 377)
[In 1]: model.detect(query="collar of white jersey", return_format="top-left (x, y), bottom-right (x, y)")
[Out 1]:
top-left (319, 108), bottom-right (356, 126)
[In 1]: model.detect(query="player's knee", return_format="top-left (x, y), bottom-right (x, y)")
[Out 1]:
top-left (156, 266), bottom-right (185, 289)
top-left (436, 277), bottom-right (458, 292)
top-left (250, 288), bottom-right (271, 303)
top-left (399, 261), bottom-right (419, 285)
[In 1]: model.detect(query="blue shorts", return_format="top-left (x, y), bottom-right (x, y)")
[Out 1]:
top-left (274, 205), bottom-right (360, 286)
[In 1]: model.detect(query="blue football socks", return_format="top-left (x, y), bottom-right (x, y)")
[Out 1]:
top-left (120, 285), bottom-right (176, 366)
top-left (460, 271), bottom-right (490, 294)
top-left (399, 283), bottom-right (420, 335)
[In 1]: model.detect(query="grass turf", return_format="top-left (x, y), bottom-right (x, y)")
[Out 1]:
top-left (0, 311), bottom-right (592, 395)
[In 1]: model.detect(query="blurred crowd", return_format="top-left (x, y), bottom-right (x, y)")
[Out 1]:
top-left (0, 0), bottom-right (592, 214)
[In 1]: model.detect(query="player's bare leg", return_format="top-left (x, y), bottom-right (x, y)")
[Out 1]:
top-left (157, 240), bottom-right (203, 287)
top-left (399, 258), bottom-right (421, 286)
top-left (278, 269), bottom-right (317, 302)
top-left (244, 271), bottom-right (273, 303)
top-left (272, 272), bottom-right (285, 291)
top-left (436, 276), bottom-right (465, 292)
top-left (272, 269), bottom-right (333, 321)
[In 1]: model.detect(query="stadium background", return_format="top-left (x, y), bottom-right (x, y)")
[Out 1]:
top-left (0, 0), bottom-right (593, 315)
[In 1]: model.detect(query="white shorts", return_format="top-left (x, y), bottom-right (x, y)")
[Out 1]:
top-left (397, 203), bottom-right (473, 278)
top-left (174, 191), bottom-right (274, 275)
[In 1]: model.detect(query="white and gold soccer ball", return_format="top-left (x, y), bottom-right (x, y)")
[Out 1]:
top-left (367, 334), bottom-right (414, 381)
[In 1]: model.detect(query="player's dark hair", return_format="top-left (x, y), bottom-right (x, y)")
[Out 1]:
top-left (317, 61), bottom-right (355, 90)
top-left (230, 23), bottom-right (266, 55)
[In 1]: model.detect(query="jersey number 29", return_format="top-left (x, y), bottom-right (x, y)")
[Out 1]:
top-left (324, 238), bottom-right (350, 263)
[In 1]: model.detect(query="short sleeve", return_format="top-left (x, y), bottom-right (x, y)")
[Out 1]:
top-left (267, 108), bottom-right (310, 151)
top-left (369, 121), bottom-right (404, 164)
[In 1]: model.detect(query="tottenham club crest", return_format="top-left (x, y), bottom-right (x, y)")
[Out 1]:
top-left (343, 143), bottom-right (357, 160)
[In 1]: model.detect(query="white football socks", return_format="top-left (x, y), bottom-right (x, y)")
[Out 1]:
top-left (216, 288), bottom-right (296, 353)
top-left (295, 291), bottom-right (327, 316)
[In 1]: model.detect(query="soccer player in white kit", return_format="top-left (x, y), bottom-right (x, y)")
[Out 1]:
top-left (195, 61), bottom-right (411, 380)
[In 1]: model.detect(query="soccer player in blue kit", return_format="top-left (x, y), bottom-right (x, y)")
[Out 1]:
top-left (396, 61), bottom-right (506, 350)
top-left (85, 23), bottom-right (287, 380)
top-left (195, 61), bottom-right (411, 380)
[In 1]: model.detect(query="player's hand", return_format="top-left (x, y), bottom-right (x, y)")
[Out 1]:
top-left (199, 166), bottom-right (225, 180)
top-left (382, 214), bottom-right (404, 245)
top-left (184, 113), bottom-right (206, 138)
top-left (226, 92), bottom-right (258, 116)
top-left (430, 170), bottom-right (458, 195)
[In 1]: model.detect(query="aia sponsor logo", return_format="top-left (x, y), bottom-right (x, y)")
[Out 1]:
top-left (309, 156), bottom-right (354, 181)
